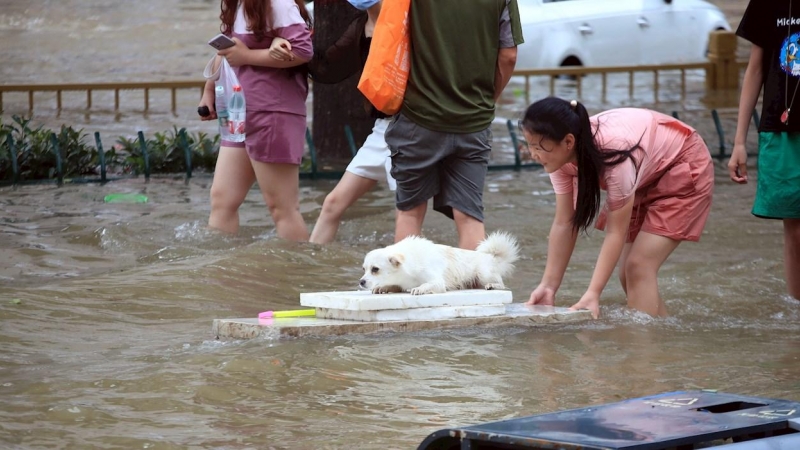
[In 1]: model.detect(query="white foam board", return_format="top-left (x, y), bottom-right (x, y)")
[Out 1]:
top-left (300, 289), bottom-right (512, 311)
top-left (316, 304), bottom-right (507, 322)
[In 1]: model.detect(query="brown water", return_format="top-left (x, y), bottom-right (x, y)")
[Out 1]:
top-left (2, 1), bottom-right (799, 449)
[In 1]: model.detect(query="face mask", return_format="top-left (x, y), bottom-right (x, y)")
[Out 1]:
top-left (347, 0), bottom-right (380, 11)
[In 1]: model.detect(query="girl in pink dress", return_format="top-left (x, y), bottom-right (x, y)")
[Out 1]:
top-left (521, 97), bottom-right (714, 318)
top-left (198, 0), bottom-right (312, 240)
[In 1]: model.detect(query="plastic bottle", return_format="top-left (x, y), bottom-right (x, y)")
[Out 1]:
top-left (214, 85), bottom-right (230, 138)
top-left (227, 84), bottom-right (246, 143)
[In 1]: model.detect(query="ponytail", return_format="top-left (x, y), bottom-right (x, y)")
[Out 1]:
top-left (571, 100), bottom-right (603, 233)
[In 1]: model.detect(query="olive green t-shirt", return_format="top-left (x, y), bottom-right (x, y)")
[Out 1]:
top-left (401, 0), bottom-right (524, 133)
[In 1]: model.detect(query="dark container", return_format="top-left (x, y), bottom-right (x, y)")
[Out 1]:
top-left (417, 391), bottom-right (800, 450)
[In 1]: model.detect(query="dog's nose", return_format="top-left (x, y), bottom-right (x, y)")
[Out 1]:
top-left (359, 278), bottom-right (368, 289)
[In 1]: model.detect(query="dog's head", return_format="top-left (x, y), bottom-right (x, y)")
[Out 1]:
top-left (359, 247), bottom-right (408, 292)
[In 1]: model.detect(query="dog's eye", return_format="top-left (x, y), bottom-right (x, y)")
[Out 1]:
top-left (371, 266), bottom-right (379, 274)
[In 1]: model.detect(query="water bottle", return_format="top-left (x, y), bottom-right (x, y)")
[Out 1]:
top-left (214, 85), bottom-right (230, 137)
top-left (227, 84), bottom-right (246, 142)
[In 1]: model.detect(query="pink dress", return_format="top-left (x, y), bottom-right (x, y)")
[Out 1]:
top-left (549, 108), bottom-right (714, 242)
top-left (221, 0), bottom-right (313, 164)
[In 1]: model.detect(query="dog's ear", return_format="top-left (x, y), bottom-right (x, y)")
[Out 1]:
top-left (389, 254), bottom-right (404, 268)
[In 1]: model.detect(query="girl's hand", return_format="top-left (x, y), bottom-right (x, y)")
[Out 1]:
top-left (269, 38), bottom-right (294, 61)
top-left (198, 85), bottom-right (217, 122)
top-left (727, 143), bottom-right (749, 184)
top-left (570, 292), bottom-right (600, 319)
top-left (218, 37), bottom-right (250, 66)
top-left (526, 284), bottom-right (556, 307)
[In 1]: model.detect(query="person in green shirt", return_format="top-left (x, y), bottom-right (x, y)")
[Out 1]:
top-left (384, 0), bottom-right (524, 250)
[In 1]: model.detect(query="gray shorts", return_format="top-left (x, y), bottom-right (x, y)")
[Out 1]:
top-left (384, 114), bottom-right (491, 221)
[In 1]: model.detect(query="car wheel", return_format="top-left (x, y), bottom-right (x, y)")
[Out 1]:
top-left (556, 56), bottom-right (583, 80)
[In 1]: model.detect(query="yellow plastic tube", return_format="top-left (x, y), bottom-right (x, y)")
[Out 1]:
top-left (258, 309), bottom-right (316, 319)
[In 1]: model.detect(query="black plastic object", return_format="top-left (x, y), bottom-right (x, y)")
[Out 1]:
top-left (197, 105), bottom-right (211, 117)
top-left (417, 391), bottom-right (800, 450)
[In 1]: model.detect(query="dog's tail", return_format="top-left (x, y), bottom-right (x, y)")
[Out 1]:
top-left (476, 231), bottom-right (520, 277)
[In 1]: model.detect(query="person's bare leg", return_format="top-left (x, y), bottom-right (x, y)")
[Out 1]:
top-left (251, 160), bottom-right (309, 242)
top-left (208, 146), bottom-right (255, 234)
top-left (617, 243), bottom-right (633, 296)
top-left (395, 202), bottom-right (427, 242)
top-left (622, 232), bottom-right (681, 317)
top-left (310, 172), bottom-right (378, 244)
top-left (784, 218), bottom-right (800, 300)
top-left (453, 209), bottom-right (485, 250)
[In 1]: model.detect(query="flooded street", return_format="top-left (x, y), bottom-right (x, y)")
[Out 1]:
top-left (2, 167), bottom-right (798, 448)
top-left (1, 0), bottom-right (799, 449)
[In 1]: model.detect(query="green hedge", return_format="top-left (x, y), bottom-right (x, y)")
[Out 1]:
top-left (0, 115), bottom-right (220, 182)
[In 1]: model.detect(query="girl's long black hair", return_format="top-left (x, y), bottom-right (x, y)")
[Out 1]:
top-left (520, 97), bottom-right (643, 233)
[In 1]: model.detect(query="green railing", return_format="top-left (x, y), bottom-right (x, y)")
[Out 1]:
top-left (2, 107), bottom-right (759, 187)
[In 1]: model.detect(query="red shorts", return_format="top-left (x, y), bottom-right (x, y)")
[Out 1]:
top-left (596, 133), bottom-right (714, 242)
top-left (221, 110), bottom-right (306, 165)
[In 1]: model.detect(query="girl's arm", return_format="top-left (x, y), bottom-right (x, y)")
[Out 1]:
top-left (526, 193), bottom-right (578, 306)
top-left (570, 196), bottom-right (634, 318)
top-left (219, 37), bottom-right (310, 68)
top-left (198, 55), bottom-right (223, 121)
top-left (729, 44), bottom-right (764, 184)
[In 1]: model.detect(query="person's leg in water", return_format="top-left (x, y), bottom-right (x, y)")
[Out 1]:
top-left (619, 133), bottom-right (712, 316)
top-left (440, 126), bottom-right (491, 250)
top-left (453, 209), bottom-right (485, 250)
top-left (621, 232), bottom-right (681, 317)
top-left (311, 118), bottom-right (394, 244)
top-left (617, 242), bottom-right (634, 296)
top-left (208, 146), bottom-right (256, 234)
top-left (251, 160), bottom-right (309, 241)
top-left (785, 218), bottom-right (800, 300)
top-left (310, 172), bottom-right (378, 244)
top-left (395, 202), bottom-right (427, 242)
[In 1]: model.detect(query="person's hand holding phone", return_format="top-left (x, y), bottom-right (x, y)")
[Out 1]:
top-left (208, 34), bottom-right (236, 51)
top-left (217, 37), bottom-right (250, 67)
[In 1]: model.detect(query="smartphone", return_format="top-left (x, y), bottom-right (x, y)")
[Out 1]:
top-left (208, 34), bottom-right (235, 50)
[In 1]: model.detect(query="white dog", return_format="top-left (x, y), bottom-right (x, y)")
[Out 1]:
top-left (359, 231), bottom-right (520, 295)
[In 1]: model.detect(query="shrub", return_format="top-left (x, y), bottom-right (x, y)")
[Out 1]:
top-left (0, 117), bottom-right (220, 182)
top-left (116, 127), bottom-right (220, 175)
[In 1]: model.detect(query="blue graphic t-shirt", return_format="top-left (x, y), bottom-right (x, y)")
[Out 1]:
top-left (738, 2), bottom-right (800, 131)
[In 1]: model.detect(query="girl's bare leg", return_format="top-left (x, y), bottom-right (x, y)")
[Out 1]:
top-left (208, 147), bottom-right (255, 234)
top-left (623, 232), bottom-right (681, 317)
top-left (617, 242), bottom-right (634, 296)
top-left (251, 160), bottom-right (309, 242)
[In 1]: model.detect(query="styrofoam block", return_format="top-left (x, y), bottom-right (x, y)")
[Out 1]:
top-left (300, 289), bottom-right (512, 311)
top-left (316, 304), bottom-right (507, 322)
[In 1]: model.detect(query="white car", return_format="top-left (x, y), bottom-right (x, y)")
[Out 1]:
top-left (516, 0), bottom-right (731, 69)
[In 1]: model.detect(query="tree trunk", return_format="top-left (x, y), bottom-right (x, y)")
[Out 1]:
top-left (311, 0), bottom-right (375, 167)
